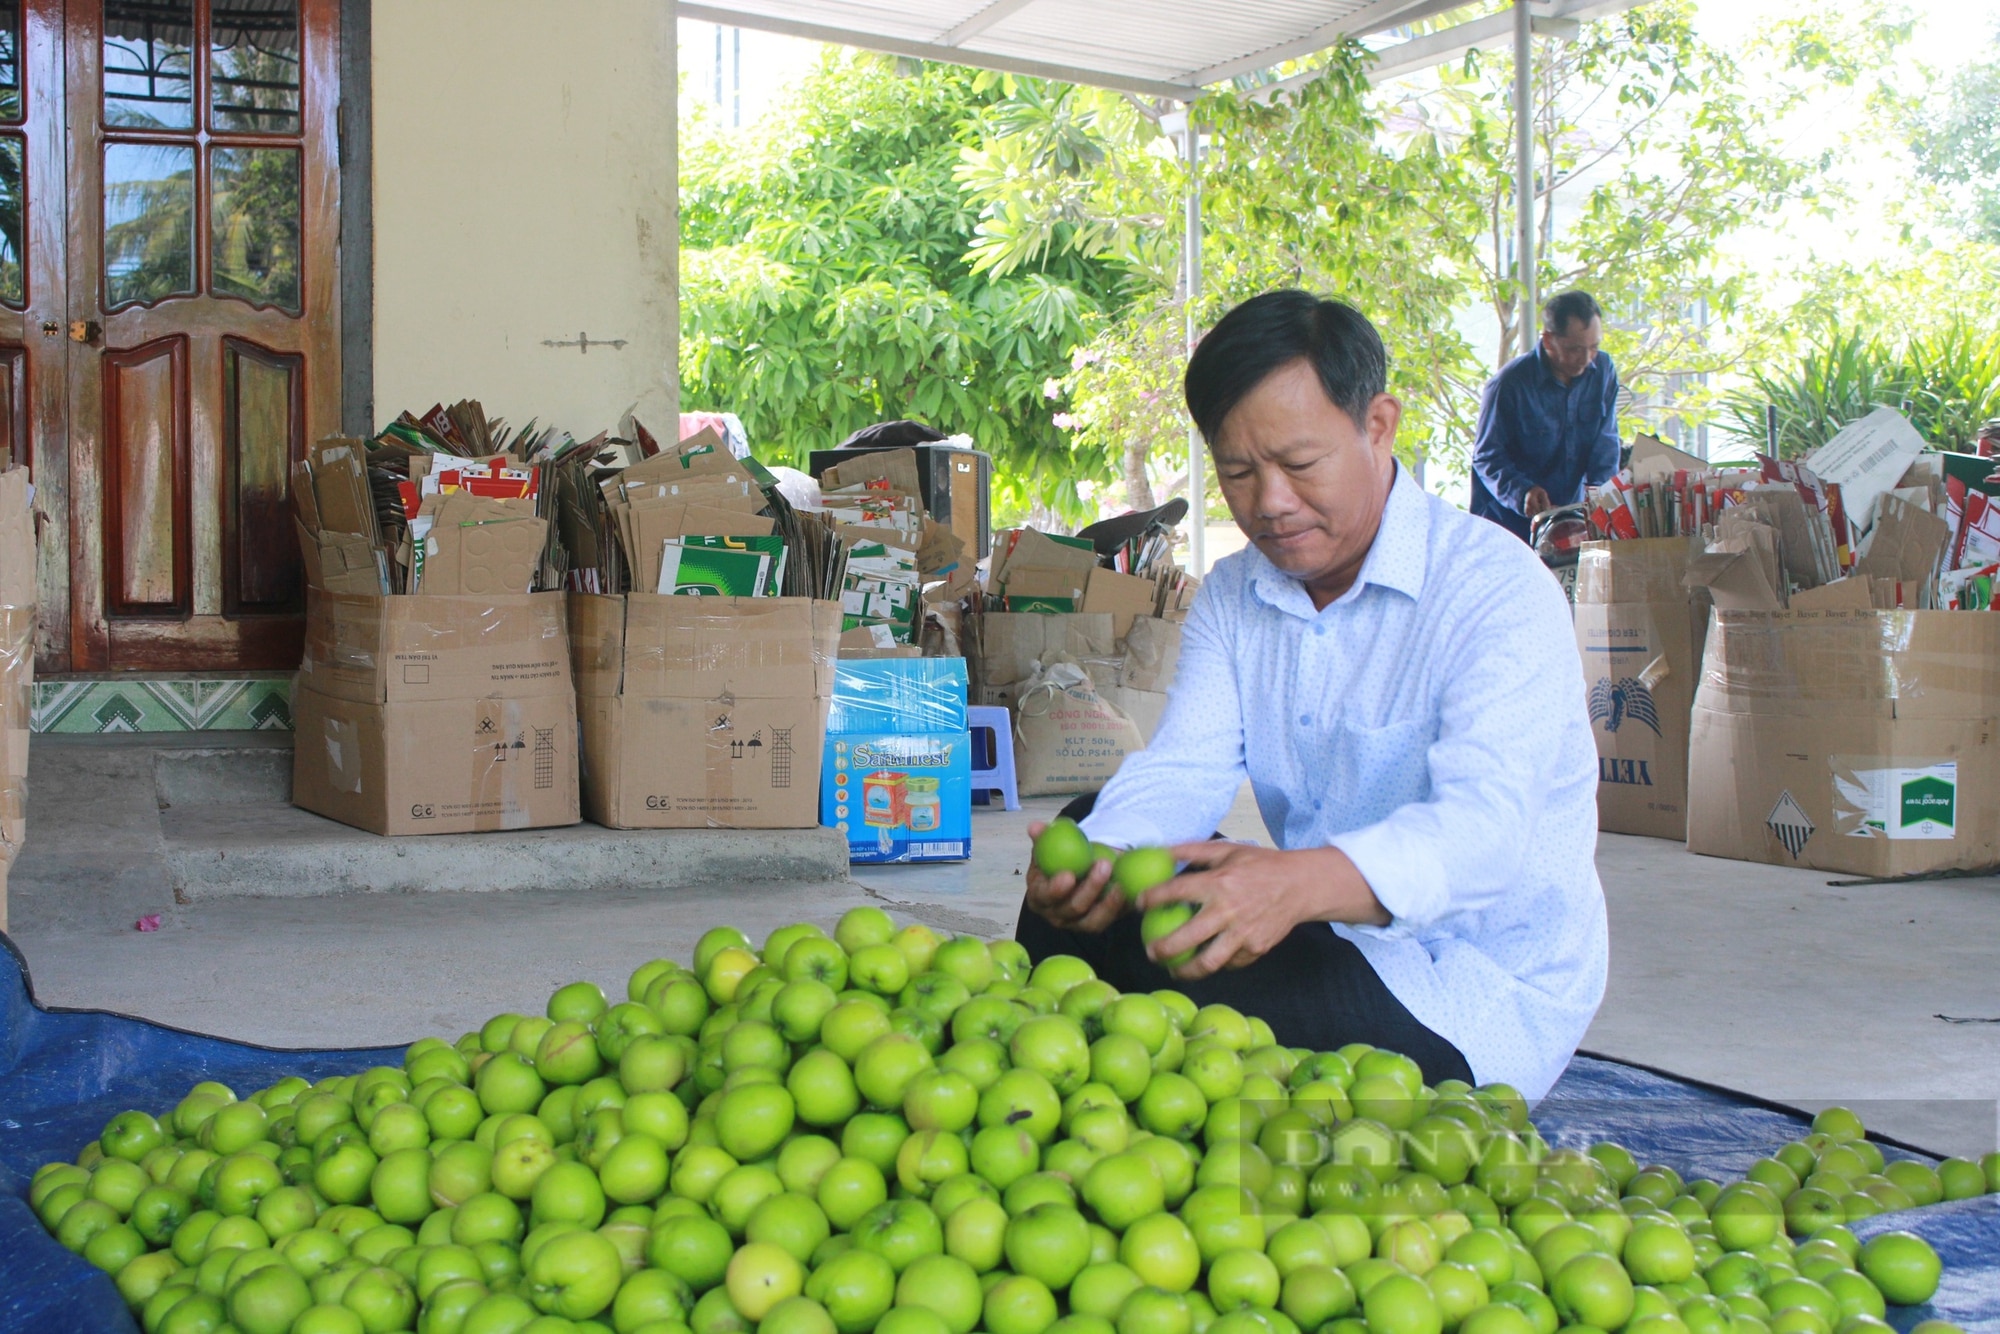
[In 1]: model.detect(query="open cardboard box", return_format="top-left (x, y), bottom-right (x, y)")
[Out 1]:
top-left (570, 593), bottom-right (841, 829)
top-left (289, 440), bottom-right (581, 836)
top-left (1688, 608), bottom-right (2000, 876)
top-left (1573, 538), bottom-right (1708, 840)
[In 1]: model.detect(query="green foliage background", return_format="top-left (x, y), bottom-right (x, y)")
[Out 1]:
top-left (677, 55), bottom-right (1136, 517)
top-left (677, 3), bottom-right (1977, 523)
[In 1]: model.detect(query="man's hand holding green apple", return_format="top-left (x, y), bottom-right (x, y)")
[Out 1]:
top-left (1023, 818), bottom-right (1123, 934)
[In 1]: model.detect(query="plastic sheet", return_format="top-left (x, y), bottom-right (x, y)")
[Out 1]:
top-left (3, 941), bottom-right (1995, 1333)
top-left (0, 936), bottom-right (401, 1333)
top-left (827, 658), bottom-right (968, 736)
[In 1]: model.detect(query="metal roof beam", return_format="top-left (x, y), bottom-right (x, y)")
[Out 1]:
top-left (1366, 8), bottom-right (1579, 84)
top-left (685, 0), bottom-right (1651, 99)
top-left (1184, 0), bottom-right (1453, 86)
top-left (938, 0), bottom-right (1037, 46)
top-left (679, 2), bottom-right (1201, 98)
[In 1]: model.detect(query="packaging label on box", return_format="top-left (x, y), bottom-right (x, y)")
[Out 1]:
top-left (822, 731), bottom-right (971, 863)
top-left (1834, 760), bottom-right (1958, 840)
top-left (293, 686), bottom-right (580, 835)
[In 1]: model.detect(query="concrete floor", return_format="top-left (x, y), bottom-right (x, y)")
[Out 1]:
top-left (6, 738), bottom-right (1997, 1157)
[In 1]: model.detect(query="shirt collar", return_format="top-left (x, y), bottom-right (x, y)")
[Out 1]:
top-left (1248, 461), bottom-right (1430, 614)
top-left (1533, 339), bottom-right (1599, 390)
top-left (1532, 339), bottom-right (1559, 387)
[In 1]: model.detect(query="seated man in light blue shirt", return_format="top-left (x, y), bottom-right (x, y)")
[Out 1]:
top-left (1017, 290), bottom-right (1607, 1100)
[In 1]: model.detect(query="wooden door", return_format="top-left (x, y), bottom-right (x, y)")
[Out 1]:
top-left (64, 0), bottom-right (338, 671)
top-left (0, 2), bottom-right (72, 666)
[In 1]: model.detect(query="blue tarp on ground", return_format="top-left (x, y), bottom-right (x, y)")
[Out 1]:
top-left (2, 933), bottom-right (1995, 1333)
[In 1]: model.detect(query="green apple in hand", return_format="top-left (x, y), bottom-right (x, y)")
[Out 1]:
top-left (1142, 903), bottom-right (1200, 968)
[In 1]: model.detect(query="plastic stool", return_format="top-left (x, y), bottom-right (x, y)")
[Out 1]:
top-left (966, 705), bottom-right (1021, 812)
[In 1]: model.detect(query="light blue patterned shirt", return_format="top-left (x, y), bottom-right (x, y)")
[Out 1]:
top-left (1082, 464), bottom-right (1607, 1099)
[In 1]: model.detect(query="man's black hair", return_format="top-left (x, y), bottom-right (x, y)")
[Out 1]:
top-left (1182, 290), bottom-right (1387, 443)
top-left (1541, 290), bottom-right (1602, 336)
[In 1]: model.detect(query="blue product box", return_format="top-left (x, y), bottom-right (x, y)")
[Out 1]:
top-left (822, 730), bottom-right (973, 863)
top-left (827, 658), bottom-right (968, 735)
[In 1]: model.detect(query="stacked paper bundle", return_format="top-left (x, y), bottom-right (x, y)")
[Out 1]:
top-left (1588, 413), bottom-right (2000, 612)
top-left (548, 424), bottom-right (847, 602)
top-left (813, 449), bottom-right (971, 648)
top-left (294, 399), bottom-right (603, 597)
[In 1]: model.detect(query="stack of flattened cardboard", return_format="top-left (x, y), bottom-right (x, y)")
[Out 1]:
top-left (1572, 536), bottom-right (1709, 840)
top-left (595, 429), bottom-right (774, 596)
top-left (300, 399), bottom-right (596, 599)
top-left (0, 465), bottom-right (32, 927)
top-left (291, 440), bottom-right (579, 836)
top-left (1688, 608), bottom-right (2000, 876)
top-left (570, 592), bottom-right (841, 828)
top-left (816, 449), bottom-right (970, 649)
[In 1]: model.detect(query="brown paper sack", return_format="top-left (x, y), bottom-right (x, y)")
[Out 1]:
top-left (1013, 660), bottom-right (1145, 797)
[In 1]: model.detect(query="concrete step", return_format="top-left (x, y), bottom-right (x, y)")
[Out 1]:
top-left (162, 801), bottom-right (850, 900)
top-left (154, 736), bottom-right (295, 805)
top-left (11, 733), bottom-right (850, 918)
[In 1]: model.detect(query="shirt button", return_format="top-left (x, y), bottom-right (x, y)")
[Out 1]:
top-left (1314, 800), bottom-right (1324, 811)
top-left (1299, 713), bottom-right (1311, 726)
top-left (1313, 623), bottom-right (1327, 636)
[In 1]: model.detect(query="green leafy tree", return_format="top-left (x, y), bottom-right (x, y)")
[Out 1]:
top-left (1910, 37), bottom-right (2000, 244)
top-left (960, 45), bottom-right (1486, 509)
top-left (1383, 0), bottom-right (1906, 427)
top-left (677, 52), bottom-right (1135, 514)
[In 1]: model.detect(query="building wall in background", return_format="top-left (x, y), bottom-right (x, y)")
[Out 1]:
top-left (370, 0), bottom-right (678, 437)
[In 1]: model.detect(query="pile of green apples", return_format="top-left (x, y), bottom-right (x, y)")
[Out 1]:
top-left (25, 905), bottom-right (1990, 1334)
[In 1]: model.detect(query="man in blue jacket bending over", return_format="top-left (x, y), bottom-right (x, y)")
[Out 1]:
top-left (1470, 289), bottom-right (1621, 542)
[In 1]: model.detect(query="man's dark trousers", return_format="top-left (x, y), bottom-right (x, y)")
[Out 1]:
top-left (1015, 793), bottom-right (1476, 1088)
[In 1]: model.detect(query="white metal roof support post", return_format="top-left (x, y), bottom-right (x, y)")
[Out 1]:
top-left (1183, 114), bottom-right (1206, 577)
top-left (665, 0), bottom-right (683, 415)
top-left (1513, 0), bottom-right (1537, 357)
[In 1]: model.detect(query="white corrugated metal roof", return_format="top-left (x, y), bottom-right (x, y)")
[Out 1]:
top-left (677, 0), bottom-right (1511, 98)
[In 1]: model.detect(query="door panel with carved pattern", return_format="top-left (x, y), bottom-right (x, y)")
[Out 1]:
top-left (65, 0), bottom-right (338, 671)
top-left (0, 1), bottom-right (71, 669)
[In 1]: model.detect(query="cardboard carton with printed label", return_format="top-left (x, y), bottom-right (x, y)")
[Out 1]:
top-left (1572, 538), bottom-right (1709, 840)
top-left (289, 591), bottom-right (580, 834)
top-left (571, 592), bottom-right (841, 828)
top-left (289, 447), bottom-right (582, 836)
top-left (1687, 609), bottom-right (2000, 876)
top-left (820, 658), bottom-right (972, 863)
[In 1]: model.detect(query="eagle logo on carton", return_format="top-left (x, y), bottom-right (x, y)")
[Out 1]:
top-left (1588, 676), bottom-right (1661, 736)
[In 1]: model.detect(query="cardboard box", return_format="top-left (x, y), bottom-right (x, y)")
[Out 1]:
top-left (1687, 609), bottom-right (2000, 876)
top-left (820, 658), bottom-right (971, 863)
top-left (972, 612), bottom-right (1117, 696)
top-left (0, 465), bottom-right (31, 930)
top-left (823, 732), bottom-right (973, 863)
top-left (1573, 539), bottom-right (1708, 840)
top-left (1119, 617), bottom-right (1184, 694)
top-left (299, 591), bottom-right (572, 705)
top-left (1084, 568), bottom-right (1160, 640)
top-left (291, 589), bottom-right (579, 834)
top-left (291, 684), bottom-right (579, 835)
top-left (571, 593), bottom-right (841, 828)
